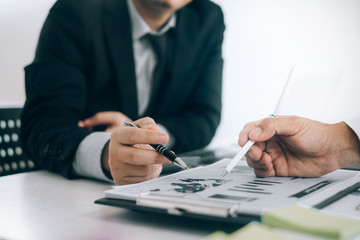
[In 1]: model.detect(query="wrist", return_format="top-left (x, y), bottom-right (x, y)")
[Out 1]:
top-left (101, 140), bottom-right (112, 180)
top-left (334, 121), bottom-right (360, 168)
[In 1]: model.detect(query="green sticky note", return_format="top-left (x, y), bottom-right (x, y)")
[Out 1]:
top-left (205, 222), bottom-right (292, 240)
top-left (262, 204), bottom-right (360, 239)
top-left (205, 231), bottom-right (228, 240)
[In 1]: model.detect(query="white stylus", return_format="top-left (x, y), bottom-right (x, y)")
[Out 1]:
top-left (221, 140), bottom-right (254, 177)
top-left (221, 114), bottom-right (275, 177)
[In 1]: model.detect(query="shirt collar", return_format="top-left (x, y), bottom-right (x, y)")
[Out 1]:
top-left (127, 0), bottom-right (176, 41)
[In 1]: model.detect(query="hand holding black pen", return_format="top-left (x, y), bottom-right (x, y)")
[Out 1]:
top-left (124, 120), bottom-right (189, 170)
top-left (102, 117), bottom-right (181, 185)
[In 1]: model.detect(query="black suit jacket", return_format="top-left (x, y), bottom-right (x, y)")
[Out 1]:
top-left (21, 0), bottom-right (225, 178)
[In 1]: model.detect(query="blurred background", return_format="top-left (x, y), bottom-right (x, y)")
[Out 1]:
top-left (1, 0), bottom-right (360, 146)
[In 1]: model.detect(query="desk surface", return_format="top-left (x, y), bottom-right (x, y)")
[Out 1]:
top-left (0, 171), bottom-right (238, 240)
top-left (2, 167), bottom-right (359, 240)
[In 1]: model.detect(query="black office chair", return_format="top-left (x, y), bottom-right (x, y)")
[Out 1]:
top-left (0, 107), bottom-right (38, 176)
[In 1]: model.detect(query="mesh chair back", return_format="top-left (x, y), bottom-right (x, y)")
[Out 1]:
top-left (0, 108), bottom-right (38, 176)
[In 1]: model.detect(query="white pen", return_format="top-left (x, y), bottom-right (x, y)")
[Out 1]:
top-left (221, 140), bottom-right (254, 177)
top-left (222, 114), bottom-right (275, 177)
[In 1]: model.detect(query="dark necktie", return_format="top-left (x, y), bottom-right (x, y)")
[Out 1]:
top-left (147, 33), bottom-right (168, 89)
top-left (143, 31), bottom-right (173, 113)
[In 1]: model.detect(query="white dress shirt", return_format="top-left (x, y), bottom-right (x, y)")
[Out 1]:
top-left (72, 0), bottom-right (176, 181)
top-left (128, 0), bottom-right (176, 115)
top-left (345, 116), bottom-right (360, 140)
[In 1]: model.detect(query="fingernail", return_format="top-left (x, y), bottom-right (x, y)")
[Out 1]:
top-left (251, 127), bottom-right (262, 138)
top-left (158, 134), bottom-right (166, 142)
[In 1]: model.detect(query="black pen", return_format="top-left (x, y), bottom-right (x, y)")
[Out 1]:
top-left (124, 120), bottom-right (189, 170)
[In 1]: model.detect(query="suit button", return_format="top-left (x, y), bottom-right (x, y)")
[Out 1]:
top-left (43, 144), bottom-right (50, 155)
top-left (54, 148), bottom-right (62, 155)
top-left (43, 145), bottom-right (62, 156)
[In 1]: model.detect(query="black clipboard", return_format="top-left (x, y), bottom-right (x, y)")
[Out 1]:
top-left (94, 146), bottom-right (261, 225)
top-left (94, 148), bottom-right (360, 225)
top-left (94, 197), bottom-right (260, 225)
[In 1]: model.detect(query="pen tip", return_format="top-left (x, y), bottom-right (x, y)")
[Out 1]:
top-left (221, 170), bottom-right (228, 178)
top-left (175, 157), bottom-right (189, 170)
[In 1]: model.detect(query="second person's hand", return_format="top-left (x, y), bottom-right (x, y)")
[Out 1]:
top-left (238, 115), bottom-right (356, 178)
top-left (78, 111), bottom-right (130, 132)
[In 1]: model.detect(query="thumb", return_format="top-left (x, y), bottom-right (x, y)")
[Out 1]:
top-left (249, 115), bottom-right (303, 142)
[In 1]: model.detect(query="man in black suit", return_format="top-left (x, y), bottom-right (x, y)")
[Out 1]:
top-left (21, 0), bottom-right (225, 185)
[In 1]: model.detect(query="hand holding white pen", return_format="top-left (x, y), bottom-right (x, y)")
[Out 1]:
top-left (222, 115), bottom-right (275, 177)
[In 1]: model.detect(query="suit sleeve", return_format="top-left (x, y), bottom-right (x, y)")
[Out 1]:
top-left (161, 6), bottom-right (225, 153)
top-left (21, 0), bottom-right (93, 178)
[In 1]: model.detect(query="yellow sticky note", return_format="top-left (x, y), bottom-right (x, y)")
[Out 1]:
top-left (205, 231), bottom-right (228, 240)
top-left (205, 222), bottom-right (292, 240)
top-left (262, 204), bottom-right (360, 239)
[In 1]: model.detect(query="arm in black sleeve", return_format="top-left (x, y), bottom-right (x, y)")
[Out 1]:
top-left (21, 0), bottom-right (93, 178)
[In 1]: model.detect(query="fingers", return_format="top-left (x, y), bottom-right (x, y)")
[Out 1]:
top-left (110, 144), bottom-right (170, 165)
top-left (238, 120), bottom-right (261, 146)
top-left (84, 112), bottom-right (113, 127)
top-left (109, 142), bottom-right (168, 185)
top-left (246, 145), bottom-right (259, 162)
top-left (87, 112), bottom-right (127, 126)
top-left (135, 117), bottom-right (159, 131)
top-left (245, 140), bottom-right (276, 177)
top-left (78, 121), bottom-right (86, 128)
top-left (109, 139), bottom-right (169, 185)
top-left (245, 146), bottom-right (271, 169)
top-left (123, 166), bottom-right (163, 184)
top-left (112, 163), bottom-right (163, 185)
top-left (240, 115), bottom-right (308, 178)
top-left (239, 119), bottom-right (275, 177)
top-left (78, 111), bottom-right (131, 132)
top-left (239, 115), bottom-right (305, 145)
top-left (254, 167), bottom-right (276, 178)
top-left (107, 116), bottom-right (170, 185)
top-left (246, 149), bottom-right (275, 177)
top-left (249, 115), bottom-right (304, 142)
top-left (112, 127), bottom-right (168, 146)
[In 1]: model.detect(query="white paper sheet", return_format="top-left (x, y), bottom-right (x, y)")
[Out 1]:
top-left (105, 158), bottom-right (359, 215)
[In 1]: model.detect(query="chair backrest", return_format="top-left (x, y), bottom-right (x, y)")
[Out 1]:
top-left (274, 65), bottom-right (343, 122)
top-left (0, 107), bottom-right (38, 176)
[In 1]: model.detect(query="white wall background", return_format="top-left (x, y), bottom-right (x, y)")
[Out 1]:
top-left (212, 0), bottom-right (360, 144)
top-left (1, 0), bottom-right (360, 144)
top-left (0, 0), bottom-right (56, 105)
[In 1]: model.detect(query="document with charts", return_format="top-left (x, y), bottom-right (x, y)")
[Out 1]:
top-left (99, 158), bottom-right (360, 221)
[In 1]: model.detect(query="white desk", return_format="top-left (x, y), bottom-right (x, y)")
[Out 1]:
top-left (0, 171), bottom-right (237, 240)
top-left (1, 169), bottom-right (360, 240)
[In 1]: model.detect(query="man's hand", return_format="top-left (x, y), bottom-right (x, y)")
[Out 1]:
top-left (102, 117), bottom-right (172, 185)
top-left (238, 115), bottom-right (360, 177)
top-left (78, 111), bottom-right (130, 132)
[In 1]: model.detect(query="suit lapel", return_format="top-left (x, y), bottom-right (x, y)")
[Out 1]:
top-left (103, 0), bottom-right (139, 120)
